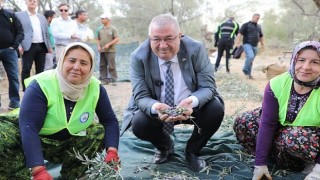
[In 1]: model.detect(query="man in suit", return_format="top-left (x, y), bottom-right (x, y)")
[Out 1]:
top-left (16, 0), bottom-right (52, 91)
top-left (121, 14), bottom-right (225, 172)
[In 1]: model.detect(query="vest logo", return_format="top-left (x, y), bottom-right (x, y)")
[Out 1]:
top-left (80, 112), bottom-right (90, 123)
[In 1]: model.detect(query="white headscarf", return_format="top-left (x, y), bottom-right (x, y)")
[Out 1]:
top-left (288, 41), bottom-right (320, 89)
top-left (55, 42), bottom-right (96, 101)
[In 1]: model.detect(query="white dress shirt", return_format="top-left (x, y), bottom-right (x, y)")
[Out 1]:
top-left (28, 11), bottom-right (43, 43)
top-left (50, 16), bottom-right (78, 46)
top-left (151, 55), bottom-right (199, 114)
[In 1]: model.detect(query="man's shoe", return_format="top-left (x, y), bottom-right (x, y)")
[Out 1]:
top-left (185, 152), bottom-right (206, 172)
top-left (153, 146), bottom-right (174, 164)
top-left (242, 70), bottom-right (248, 75)
top-left (8, 102), bottom-right (19, 110)
top-left (248, 75), bottom-right (254, 80)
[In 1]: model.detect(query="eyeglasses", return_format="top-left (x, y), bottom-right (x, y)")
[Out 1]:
top-left (59, 9), bottom-right (68, 12)
top-left (149, 34), bottom-right (180, 44)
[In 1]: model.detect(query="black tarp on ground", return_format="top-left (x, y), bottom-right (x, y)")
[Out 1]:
top-left (118, 126), bottom-right (306, 180)
top-left (0, 111), bottom-right (307, 179)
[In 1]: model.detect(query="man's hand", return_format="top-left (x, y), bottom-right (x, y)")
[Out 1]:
top-left (155, 98), bottom-right (193, 122)
top-left (103, 43), bottom-right (111, 50)
top-left (154, 103), bottom-right (173, 122)
top-left (32, 166), bottom-right (53, 180)
top-left (19, 47), bottom-right (24, 56)
top-left (71, 34), bottom-right (79, 39)
top-left (252, 165), bottom-right (272, 180)
top-left (176, 98), bottom-right (193, 119)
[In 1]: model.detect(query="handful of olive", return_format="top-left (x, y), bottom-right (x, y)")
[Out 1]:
top-left (159, 107), bottom-right (187, 117)
top-left (159, 107), bottom-right (202, 134)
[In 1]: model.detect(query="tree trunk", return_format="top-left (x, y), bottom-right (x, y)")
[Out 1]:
top-left (314, 0), bottom-right (320, 9)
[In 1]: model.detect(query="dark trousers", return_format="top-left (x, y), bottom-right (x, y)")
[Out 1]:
top-left (0, 48), bottom-right (20, 106)
top-left (215, 38), bottom-right (234, 72)
top-left (131, 97), bottom-right (225, 154)
top-left (99, 52), bottom-right (117, 82)
top-left (21, 43), bottom-right (47, 91)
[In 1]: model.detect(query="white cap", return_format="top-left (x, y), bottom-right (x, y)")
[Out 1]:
top-left (100, 13), bottom-right (109, 19)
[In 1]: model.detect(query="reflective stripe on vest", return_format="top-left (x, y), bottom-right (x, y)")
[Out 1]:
top-left (218, 20), bottom-right (238, 39)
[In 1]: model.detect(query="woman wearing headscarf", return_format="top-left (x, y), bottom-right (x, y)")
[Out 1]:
top-left (15, 42), bottom-right (120, 179)
top-left (233, 41), bottom-right (320, 180)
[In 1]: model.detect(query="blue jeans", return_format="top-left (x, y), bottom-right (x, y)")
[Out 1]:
top-left (0, 48), bottom-right (20, 107)
top-left (242, 44), bottom-right (258, 76)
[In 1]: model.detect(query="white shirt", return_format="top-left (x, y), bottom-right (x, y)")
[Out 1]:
top-left (28, 11), bottom-right (43, 43)
top-left (50, 16), bottom-right (78, 46)
top-left (76, 22), bottom-right (94, 42)
top-left (151, 55), bottom-right (199, 114)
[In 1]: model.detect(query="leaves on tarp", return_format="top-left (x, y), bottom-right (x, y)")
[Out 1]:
top-left (71, 148), bottom-right (123, 180)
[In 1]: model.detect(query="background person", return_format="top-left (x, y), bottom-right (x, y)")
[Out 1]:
top-left (16, 0), bottom-right (52, 91)
top-left (51, 3), bottom-right (79, 63)
top-left (234, 13), bottom-right (264, 79)
top-left (44, 10), bottom-right (56, 70)
top-left (9, 42), bottom-right (119, 179)
top-left (233, 41), bottom-right (320, 180)
top-left (0, 0), bottom-right (24, 110)
top-left (74, 10), bottom-right (94, 43)
top-left (97, 13), bottom-right (119, 85)
top-left (121, 13), bottom-right (225, 172)
top-left (214, 17), bottom-right (239, 73)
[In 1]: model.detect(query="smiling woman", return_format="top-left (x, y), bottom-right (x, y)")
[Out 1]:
top-left (62, 47), bottom-right (92, 85)
top-left (233, 41), bottom-right (320, 180)
top-left (54, 42), bottom-right (95, 101)
top-left (0, 42), bottom-right (121, 179)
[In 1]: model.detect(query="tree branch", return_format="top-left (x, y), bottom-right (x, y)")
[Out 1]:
top-left (291, 0), bottom-right (320, 17)
top-left (314, 0), bottom-right (320, 10)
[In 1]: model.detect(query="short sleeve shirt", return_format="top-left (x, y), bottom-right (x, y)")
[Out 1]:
top-left (98, 25), bottom-right (119, 52)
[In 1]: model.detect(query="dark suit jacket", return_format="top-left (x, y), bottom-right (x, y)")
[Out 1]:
top-left (121, 35), bottom-right (222, 135)
top-left (16, 11), bottom-right (51, 52)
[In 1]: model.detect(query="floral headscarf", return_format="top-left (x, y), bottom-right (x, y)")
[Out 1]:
top-left (288, 41), bottom-right (320, 89)
top-left (55, 42), bottom-right (95, 101)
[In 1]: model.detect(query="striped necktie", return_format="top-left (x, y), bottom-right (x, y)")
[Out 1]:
top-left (163, 61), bottom-right (174, 135)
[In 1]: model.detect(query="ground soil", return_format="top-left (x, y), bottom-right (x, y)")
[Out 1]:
top-left (0, 48), bottom-right (291, 119)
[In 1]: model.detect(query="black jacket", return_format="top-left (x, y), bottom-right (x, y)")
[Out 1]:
top-left (0, 9), bottom-right (24, 49)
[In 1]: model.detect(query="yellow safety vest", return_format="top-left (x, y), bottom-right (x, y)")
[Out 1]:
top-left (270, 72), bottom-right (320, 126)
top-left (25, 70), bottom-right (100, 136)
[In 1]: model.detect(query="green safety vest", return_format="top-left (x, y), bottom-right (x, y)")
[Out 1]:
top-left (218, 20), bottom-right (238, 39)
top-left (270, 72), bottom-right (320, 126)
top-left (25, 70), bottom-right (100, 136)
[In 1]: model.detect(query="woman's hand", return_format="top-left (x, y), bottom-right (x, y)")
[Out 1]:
top-left (252, 165), bottom-right (272, 180)
top-left (32, 166), bottom-right (53, 180)
top-left (305, 164), bottom-right (320, 180)
top-left (104, 148), bottom-right (120, 170)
